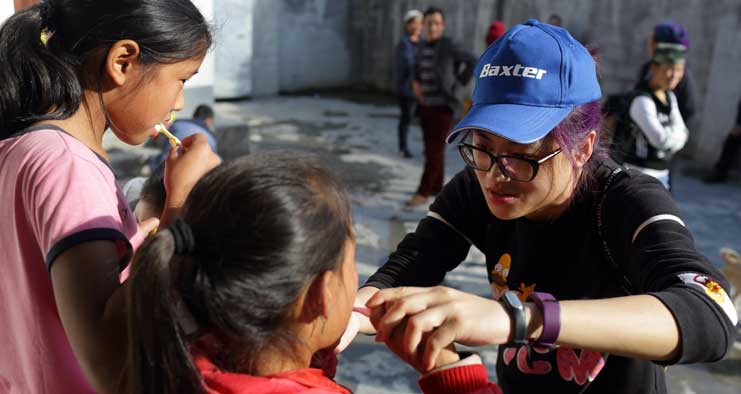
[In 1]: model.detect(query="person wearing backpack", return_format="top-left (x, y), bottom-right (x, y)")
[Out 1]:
top-left (621, 43), bottom-right (689, 190)
top-left (339, 19), bottom-right (736, 394)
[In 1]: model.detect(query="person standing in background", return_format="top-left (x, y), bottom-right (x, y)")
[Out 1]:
top-left (406, 6), bottom-right (476, 207)
top-left (394, 9), bottom-right (422, 159)
top-left (635, 23), bottom-right (695, 126)
top-left (624, 43), bottom-right (689, 190)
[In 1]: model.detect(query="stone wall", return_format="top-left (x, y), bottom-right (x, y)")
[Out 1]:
top-left (348, 0), bottom-right (741, 164)
top-left (347, 0), bottom-right (497, 93)
top-left (211, 0), bottom-right (741, 165)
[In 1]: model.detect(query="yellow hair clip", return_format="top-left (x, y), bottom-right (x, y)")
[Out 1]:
top-left (40, 30), bottom-right (49, 46)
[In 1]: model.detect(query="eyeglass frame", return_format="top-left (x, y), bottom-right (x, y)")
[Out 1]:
top-left (457, 142), bottom-right (562, 182)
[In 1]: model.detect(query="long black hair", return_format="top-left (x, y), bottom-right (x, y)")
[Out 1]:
top-left (126, 152), bottom-right (354, 393)
top-left (0, 0), bottom-right (212, 136)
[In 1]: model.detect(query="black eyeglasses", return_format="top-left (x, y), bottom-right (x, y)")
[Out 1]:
top-left (457, 143), bottom-right (562, 182)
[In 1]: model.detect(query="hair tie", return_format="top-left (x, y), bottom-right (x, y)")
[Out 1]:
top-left (170, 219), bottom-right (196, 255)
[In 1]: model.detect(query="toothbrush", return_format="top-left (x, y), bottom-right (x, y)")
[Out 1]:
top-left (155, 123), bottom-right (181, 148)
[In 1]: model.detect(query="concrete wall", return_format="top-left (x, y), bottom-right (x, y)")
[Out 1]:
top-left (214, 0), bottom-right (351, 98)
top-left (348, 0), bottom-right (741, 165)
top-left (185, 0), bottom-right (216, 116)
top-left (279, 0), bottom-right (351, 91)
top-left (347, 0), bottom-right (497, 92)
top-left (214, 0), bottom-right (254, 99)
top-left (694, 7), bottom-right (741, 162)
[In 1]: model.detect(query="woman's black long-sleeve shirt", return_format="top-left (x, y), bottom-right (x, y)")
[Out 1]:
top-left (365, 163), bottom-right (737, 394)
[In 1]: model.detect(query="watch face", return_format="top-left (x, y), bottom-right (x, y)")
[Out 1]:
top-left (504, 291), bottom-right (523, 309)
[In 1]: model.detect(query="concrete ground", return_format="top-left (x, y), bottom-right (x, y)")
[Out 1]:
top-left (105, 92), bottom-right (741, 393)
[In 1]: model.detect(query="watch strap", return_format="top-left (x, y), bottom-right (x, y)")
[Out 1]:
top-left (502, 290), bottom-right (527, 346)
top-left (527, 291), bottom-right (561, 347)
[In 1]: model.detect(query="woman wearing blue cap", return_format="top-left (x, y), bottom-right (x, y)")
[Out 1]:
top-left (345, 20), bottom-right (737, 394)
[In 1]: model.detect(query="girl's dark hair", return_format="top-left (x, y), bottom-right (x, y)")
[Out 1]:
top-left (126, 152), bottom-right (353, 393)
top-left (0, 0), bottom-right (212, 136)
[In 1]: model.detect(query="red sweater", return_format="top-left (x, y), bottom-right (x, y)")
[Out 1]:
top-left (194, 352), bottom-right (502, 394)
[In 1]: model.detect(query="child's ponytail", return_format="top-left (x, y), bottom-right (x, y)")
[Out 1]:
top-left (125, 224), bottom-right (204, 394)
top-left (0, 5), bottom-right (82, 135)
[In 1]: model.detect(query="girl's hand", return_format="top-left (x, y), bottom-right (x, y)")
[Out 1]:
top-left (367, 286), bottom-right (512, 371)
top-left (374, 313), bottom-right (461, 373)
top-left (137, 217), bottom-right (160, 237)
top-left (334, 287), bottom-right (380, 353)
top-left (162, 133), bottom-right (221, 222)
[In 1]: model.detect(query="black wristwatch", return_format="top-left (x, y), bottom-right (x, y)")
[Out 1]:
top-left (501, 290), bottom-right (527, 346)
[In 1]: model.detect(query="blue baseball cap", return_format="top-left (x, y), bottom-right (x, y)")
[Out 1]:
top-left (446, 19), bottom-right (602, 144)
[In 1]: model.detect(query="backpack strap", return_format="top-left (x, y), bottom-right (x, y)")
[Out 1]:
top-left (594, 167), bottom-right (636, 295)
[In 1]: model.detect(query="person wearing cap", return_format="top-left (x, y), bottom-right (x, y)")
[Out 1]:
top-left (343, 19), bottom-right (736, 394)
top-left (635, 23), bottom-right (696, 125)
top-left (406, 6), bottom-right (476, 207)
top-left (623, 43), bottom-right (689, 189)
top-left (394, 9), bottom-right (423, 159)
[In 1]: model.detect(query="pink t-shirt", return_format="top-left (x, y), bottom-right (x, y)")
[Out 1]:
top-left (0, 126), bottom-right (142, 393)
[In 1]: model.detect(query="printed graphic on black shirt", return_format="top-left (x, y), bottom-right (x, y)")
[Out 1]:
top-left (491, 248), bottom-right (606, 390)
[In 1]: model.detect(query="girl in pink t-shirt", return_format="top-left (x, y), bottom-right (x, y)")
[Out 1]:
top-left (0, 2), bottom-right (220, 393)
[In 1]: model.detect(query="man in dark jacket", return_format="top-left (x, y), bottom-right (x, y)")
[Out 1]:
top-left (407, 7), bottom-right (476, 206)
top-left (395, 9), bottom-right (423, 159)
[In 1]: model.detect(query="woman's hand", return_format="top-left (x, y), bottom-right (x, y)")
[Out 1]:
top-left (367, 286), bottom-right (512, 371)
top-left (162, 133), bottom-right (221, 224)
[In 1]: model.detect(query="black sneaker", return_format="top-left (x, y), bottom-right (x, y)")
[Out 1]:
top-left (400, 149), bottom-right (413, 159)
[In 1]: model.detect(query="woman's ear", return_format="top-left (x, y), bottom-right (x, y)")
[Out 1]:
top-left (574, 130), bottom-right (596, 168)
top-left (104, 39), bottom-right (142, 87)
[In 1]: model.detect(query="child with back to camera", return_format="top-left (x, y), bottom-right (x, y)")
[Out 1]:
top-left (125, 152), bottom-right (503, 394)
top-left (0, 1), bottom-right (220, 393)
